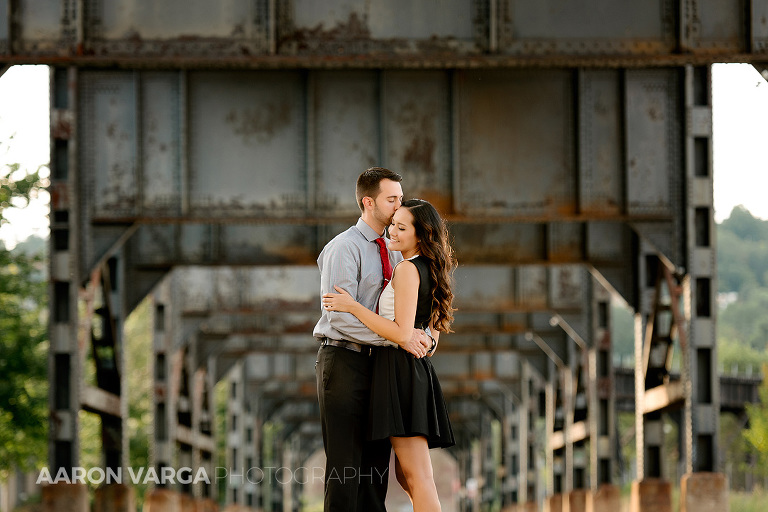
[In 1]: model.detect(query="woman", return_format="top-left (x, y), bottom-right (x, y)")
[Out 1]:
top-left (322, 198), bottom-right (456, 512)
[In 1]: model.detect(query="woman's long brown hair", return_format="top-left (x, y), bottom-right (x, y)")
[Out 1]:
top-left (400, 199), bottom-right (457, 333)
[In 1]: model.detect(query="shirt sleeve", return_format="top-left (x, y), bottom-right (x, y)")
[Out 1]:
top-left (322, 240), bottom-right (386, 344)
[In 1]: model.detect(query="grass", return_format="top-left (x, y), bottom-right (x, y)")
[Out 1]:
top-left (730, 488), bottom-right (768, 512)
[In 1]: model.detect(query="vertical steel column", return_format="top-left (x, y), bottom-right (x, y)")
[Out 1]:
top-left (241, 390), bottom-right (258, 509)
top-left (173, 347), bottom-right (193, 496)
top-left (634, 242), bottom-right (664, 480)
top-left (683, 64), bottom-right (719, 473)
top-left (559, 363), bottom-right (574, 495)
top-left (517, 361), bottom-right (539, 505)
top-left (150, 279), bottom-right (173, 484)
top-left (478, 410), bottom-right (494, 508)
top-left (566, 343), bottom-right (580, 493)
top-left (469, 426), bottom-right (482, 512)
top-left (502, 395), bottom-right (519, 505)
top-left (100, 253), bottom-right (128, 473)
top-left (201, 358), bottom-right (218, 501)
top-left (568, 341), bottom-right (587, 491)
top-left (545, 358), bottom-right (557, 496)
top-left (283, 431), bottom-right (302, 512)
top-left (253, 390), bottom-right (268, 511)
top-left (225, 362), bottom-right (246, 506)
top-left (189, 362), bottom-right (214, 499)
top-left (589, 279), bottom-right (617, 488)
top-left (48, 65), bottom-right (82, 478)
top-left (173, 334), bottom-right (216, 500)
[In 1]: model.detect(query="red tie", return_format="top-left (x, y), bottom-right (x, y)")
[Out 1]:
top-left (375, 237), bottom-right (393, 284)
top-left (374, 237), bottom-right (393, 312)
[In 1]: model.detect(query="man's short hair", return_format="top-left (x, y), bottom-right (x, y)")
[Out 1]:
top-left (355, 167), bottom-right (403, 212)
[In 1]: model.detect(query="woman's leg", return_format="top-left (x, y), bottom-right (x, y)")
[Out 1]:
top-left (390, 436), bottom-right (441, 512)
top-left (394, 455), bottom-right (413, 501)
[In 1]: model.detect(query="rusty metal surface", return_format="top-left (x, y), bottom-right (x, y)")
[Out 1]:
top-left (498, 0), bottom-right (674, 55)
top-left (686, 0), bottom-right (744, 53)
top-left (755, 2), bottom-right (768, 52)
top-left (578, 70), bottom-right (624, 215)
top-left (80, 72), bottom-right (138, 218)
top-left (382, 71), bottom-right (452, 208)
top-left (0, 2), bottom-right (7, 53)
top-left (6, 0), bottom-right (768, 64)
top-left (456, 69), bottom-right (574, 217)
top-left (141, 73), bottom-right (181, 213)
top-left (284, 0), bottom-right (478, 55)
top-left (71, 66), bottom-right (681, 280)
top-left (313, 70), bottom-right (380, 212)
top-left (16, 0), bottom-right (62, 52)
top-left (189, 71), bottom-right (307, 214)
top-left (113, 219), bottom-right (662, 272)
top-left (625, 69), bottom-right (680, 216)
top-left (98, 1), bottom-right (254, 41)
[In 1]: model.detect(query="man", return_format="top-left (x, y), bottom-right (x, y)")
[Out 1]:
top-left (313, 167), bottom-right (431, 512)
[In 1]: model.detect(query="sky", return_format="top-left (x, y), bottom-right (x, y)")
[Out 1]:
top-left (0, 63), bottom-right (767, 249)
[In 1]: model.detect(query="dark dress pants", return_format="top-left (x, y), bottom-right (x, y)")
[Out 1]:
top-left (316, 344), bottom-right (390, 512)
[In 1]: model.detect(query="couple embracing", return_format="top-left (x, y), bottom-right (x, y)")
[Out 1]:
top-left (313, 167), bottom-right (456, 512)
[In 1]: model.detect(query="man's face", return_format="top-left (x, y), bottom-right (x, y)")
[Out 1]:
top-left (371, 179), bottom-right (403, 228)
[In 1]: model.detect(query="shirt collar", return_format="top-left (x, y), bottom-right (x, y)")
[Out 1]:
top-left (356, 217), bottom-right (385, 242)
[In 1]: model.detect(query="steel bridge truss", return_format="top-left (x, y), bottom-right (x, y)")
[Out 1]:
top-left (2, 0), bottom-right (763, 509)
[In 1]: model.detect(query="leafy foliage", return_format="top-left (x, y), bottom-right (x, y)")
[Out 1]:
top-left (0, 238), bottom-right (48, 476)
top-left (743, 364), bottom-right (768, 480)
top-left (0, 163), bottom-right (50, 478)
top-left (718, 205), bottom-right (768, 293)
top-left (719, 288), bottom-right (768, 351)
top-left (125, 298), bottom-right (152, 504)
top-left (716, 206), bottom-right (768, 366)
top-left (0, 166), bottom-right (46, 226)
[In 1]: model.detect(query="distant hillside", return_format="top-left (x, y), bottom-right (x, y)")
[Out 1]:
top-left (718, 205), bottom-right (768, 293)
top-left (12, 235), bottom-right (46, 257)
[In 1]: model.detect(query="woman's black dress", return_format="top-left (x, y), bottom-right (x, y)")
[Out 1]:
top-left (368, 255), bottom-right (455, 449)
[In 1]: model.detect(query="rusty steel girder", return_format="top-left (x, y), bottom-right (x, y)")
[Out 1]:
top-left (3, 0), bottom-right (768, 68)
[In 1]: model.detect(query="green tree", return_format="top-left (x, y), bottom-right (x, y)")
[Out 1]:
top-left (721, 205), bottom-right (768, 243)
top-left (718, 288), bottom-right (768, 351)
top-left (0, 164), bottom-right (49, 478)
top-left (125, 297), bottom-right (152, 505)
top-left (743, 364), bottom-right (768, 480)
top-left (0, 241), bottom-right (47, 475)
top-left (717, 205), bottom-right (768, 292)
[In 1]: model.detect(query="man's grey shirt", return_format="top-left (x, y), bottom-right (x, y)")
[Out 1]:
top-left (313, 217), bottom-right (403, 347)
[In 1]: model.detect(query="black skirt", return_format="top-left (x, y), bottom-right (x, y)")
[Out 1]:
top-left (368, 347), bottom-right (455, 449)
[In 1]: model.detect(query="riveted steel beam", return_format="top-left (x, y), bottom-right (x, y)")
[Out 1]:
top-left (5, 0), bottom-right (768, 67)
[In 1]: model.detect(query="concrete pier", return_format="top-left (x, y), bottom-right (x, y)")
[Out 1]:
top-left (194, 498), bottom-right (219, 512)
top-left (143, 488), bottom-right (181, 512)
top-left (42, 483), bottom-right (89, 512)
top-left (587, 483), bottom-right (621, 512)
top-left (93, 483), bottom-right (136, 512)
top-left (679, 473), bottom-right (729, 512)
top-left (630, 479), bottom-right (671, 512)
top-left (567, 489), bottom-right (588, 512)
top-left (545, 493), bottom-right (564, 512)
top-left (520, 502), bottom-right (539, 512)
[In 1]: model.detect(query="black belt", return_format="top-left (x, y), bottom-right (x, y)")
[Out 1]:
top-left (319, 337), bottom-right (374, 355)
